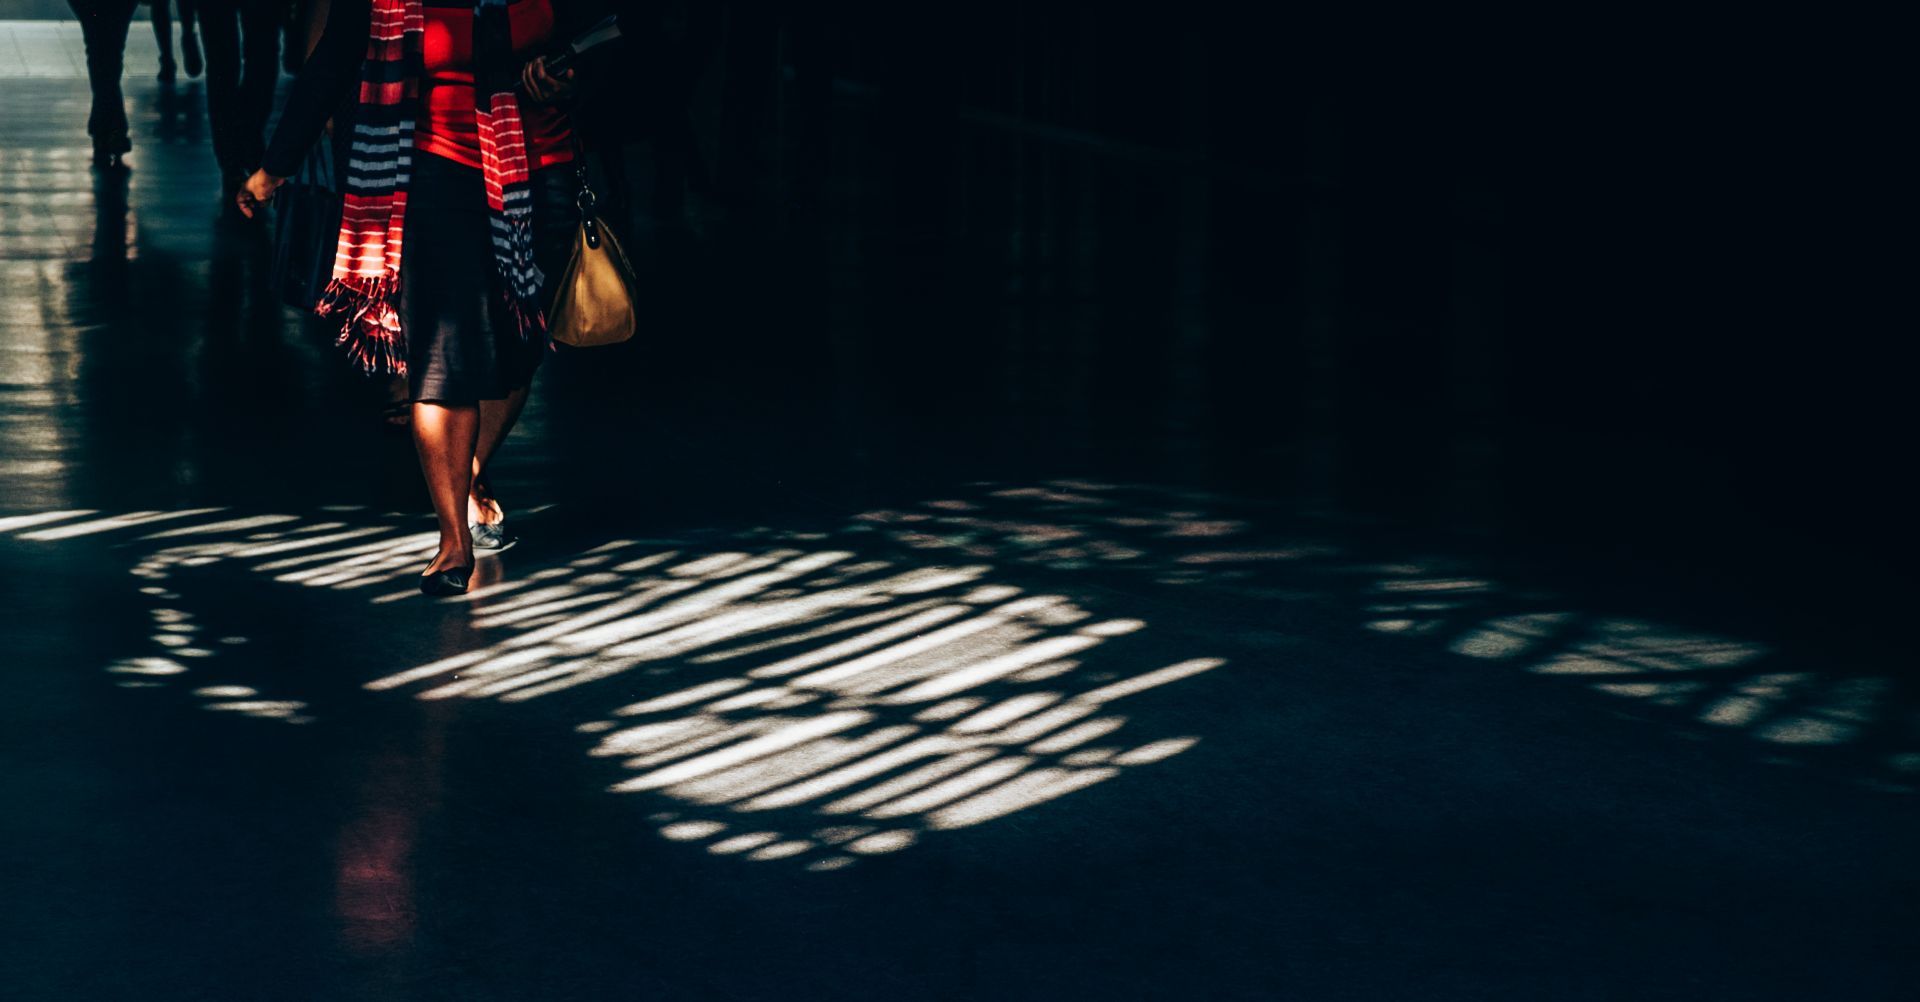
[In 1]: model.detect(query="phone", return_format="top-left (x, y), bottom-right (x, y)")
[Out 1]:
top-left (527, 15), bottom-right (622, 82)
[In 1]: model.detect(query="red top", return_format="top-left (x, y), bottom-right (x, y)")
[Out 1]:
top-left (417, 0), bottom-right (574, 171)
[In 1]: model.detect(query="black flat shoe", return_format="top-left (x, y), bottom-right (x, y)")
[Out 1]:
top-left (181, 32), bottom-right (203, 78)
top-left (419, 564), bottom-right (473, 596)
top-left (92, 133), bottom-right (131, 169)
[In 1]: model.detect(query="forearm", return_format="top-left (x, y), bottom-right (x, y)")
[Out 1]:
top-left (260, 0), bottom-right (367, 177)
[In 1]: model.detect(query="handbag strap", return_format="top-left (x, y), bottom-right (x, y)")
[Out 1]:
top-left (569, 133), bottom-right (603, 250)
top-left (297, 136), bottom-right (334, 190)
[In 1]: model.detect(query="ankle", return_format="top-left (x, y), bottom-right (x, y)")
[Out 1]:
top-left (468, 493), bottom-right (504, 526)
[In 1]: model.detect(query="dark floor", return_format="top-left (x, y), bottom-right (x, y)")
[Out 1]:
top-left (3, 23), bottom-right (1917, 1002)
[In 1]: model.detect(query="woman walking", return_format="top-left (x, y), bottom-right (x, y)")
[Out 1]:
top-left (237, 0), bottom-right (596, 594)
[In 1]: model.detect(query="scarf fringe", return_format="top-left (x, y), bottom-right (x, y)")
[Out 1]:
top-left (495, 212), bottom-right (548, 343)
top-left (321, 0), bottom-right (550, 380)
top-left (501, 290), bottom-right (549, 342)
top-left (317, 276), bottom-right (409, 377)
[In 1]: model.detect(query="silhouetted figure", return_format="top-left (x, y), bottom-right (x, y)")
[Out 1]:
top-left (148, 0), bottom-right (203, 83)
top-left (67, 0), bottom-right (140, 167)
top-left (197, 0), bottom-right (282, 193)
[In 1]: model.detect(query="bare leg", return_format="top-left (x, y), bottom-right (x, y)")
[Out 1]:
top-left (412, 402), bottom-right (479, 575)
top-left (469, 385), bottom-right (529, 526)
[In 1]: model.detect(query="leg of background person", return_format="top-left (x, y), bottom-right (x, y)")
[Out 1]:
top-left (413, 403), bottom-right (480, 575)
top-left (179, 0), bottom-right (203, 77)
top-left (196, 0), bottom-right (243, 179)
top-left (235, 0), bottom-right (282, 171)
top-left (151, 0), bottom-right (177, 81)
top-left (67, 0), bottom-right (139, 157)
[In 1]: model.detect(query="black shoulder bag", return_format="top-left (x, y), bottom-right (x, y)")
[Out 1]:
top-left (271, 138), bottom-right (344, 313)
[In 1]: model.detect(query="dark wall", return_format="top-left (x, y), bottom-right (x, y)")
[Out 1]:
top-left (588, 3), bottom-right (1910, 587)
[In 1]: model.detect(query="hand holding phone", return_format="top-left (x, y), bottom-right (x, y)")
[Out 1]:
top-left (519, 56), bottom-right (576, 104)
top-left (516, 15), bottom-right (621, 99)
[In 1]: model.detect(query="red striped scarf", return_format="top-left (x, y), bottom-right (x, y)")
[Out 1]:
top-left (317, 0), bottom-right (549, 377)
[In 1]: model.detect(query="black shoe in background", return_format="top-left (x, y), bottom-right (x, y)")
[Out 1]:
top-left (92, 132), bottom-right (132, 170)
top-left (182, 30), bottom-right (203, 78)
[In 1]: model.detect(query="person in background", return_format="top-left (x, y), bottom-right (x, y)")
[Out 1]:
top-left (236, 0), bottom-right (608, 595)
top-left (197, 0), bottom-right (281, 198)
top-left (68, 0), bottom-right (140, 167)
top-left (149, 0), bottom-right (203, 83)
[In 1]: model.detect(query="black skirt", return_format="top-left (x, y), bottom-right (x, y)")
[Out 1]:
top-left (400, 152), bottom-right (578, 404)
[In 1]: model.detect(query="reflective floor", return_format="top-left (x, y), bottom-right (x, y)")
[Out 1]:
top-left (3, 23), bottom-right (1918, 1001)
